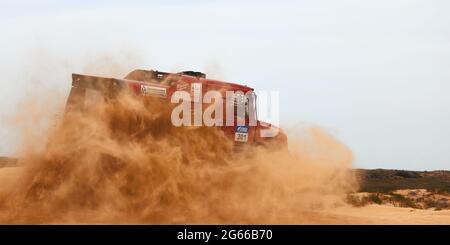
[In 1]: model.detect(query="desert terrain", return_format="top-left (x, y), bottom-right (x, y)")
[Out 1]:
top-left (0, 94), bottom-right (448, 224)
top-left (0, 162), bottom-right (449, 224)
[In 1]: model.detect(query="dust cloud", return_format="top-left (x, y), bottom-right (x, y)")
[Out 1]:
top-left (0, 86), bottom-right (357, 224)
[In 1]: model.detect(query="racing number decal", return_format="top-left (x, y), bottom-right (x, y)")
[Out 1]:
top-left (235, 125), bottom-right (249, 142)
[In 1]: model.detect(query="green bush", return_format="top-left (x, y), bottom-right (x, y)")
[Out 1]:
top-left (368, 194), bottom-right (382, 205)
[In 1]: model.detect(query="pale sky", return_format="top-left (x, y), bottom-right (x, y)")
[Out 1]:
top-left (0, 0), bottom-right (449, 170)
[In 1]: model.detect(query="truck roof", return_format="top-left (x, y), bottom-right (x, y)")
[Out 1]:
top-left (125, 69), bottom-right (254, 92)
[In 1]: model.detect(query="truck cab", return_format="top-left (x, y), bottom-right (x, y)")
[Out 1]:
top-left (69, 69), bottom-right (287, 149)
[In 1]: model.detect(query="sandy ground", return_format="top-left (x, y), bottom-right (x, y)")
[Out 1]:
top-left (317, 205), bottom-right (450, 224)
top-left (0, 167), bottom-right (449, 224)
top-left (0, 167), bottom-right (23, 191)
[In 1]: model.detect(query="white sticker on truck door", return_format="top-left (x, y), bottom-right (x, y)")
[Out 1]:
top-left (191, 83), bottom-right (202, 102)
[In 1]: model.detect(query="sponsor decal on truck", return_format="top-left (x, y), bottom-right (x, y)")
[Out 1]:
top-left (141, 85), bottom-right (167, 97)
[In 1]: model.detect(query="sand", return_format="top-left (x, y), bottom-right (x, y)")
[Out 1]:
top-left (320, 205), bottom-right (450, 224)
top-left (0, 167), bottom-right (449, 224)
